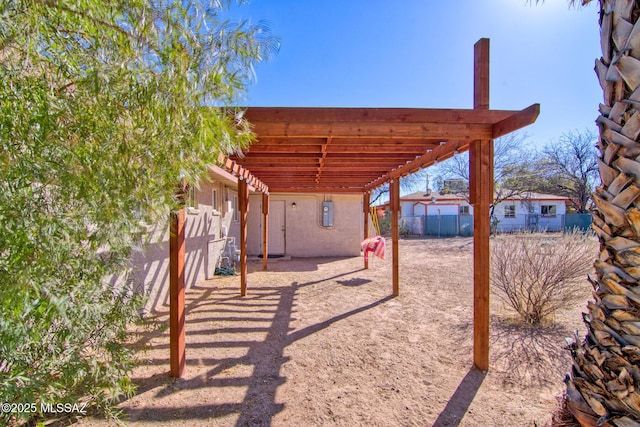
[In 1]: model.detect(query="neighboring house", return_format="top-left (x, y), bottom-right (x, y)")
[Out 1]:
top-left (381, 190), bottom-right (572, 235)
top-left (491, 192), bottom-right (569, 233)
top-left (118, 166), bottom-right (364, 313)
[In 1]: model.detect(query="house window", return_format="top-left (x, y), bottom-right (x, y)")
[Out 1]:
top-left (187, 186), bottom-right (198, 209)
top-left (541, 205), bottom-right (557, 217)
top-left (232, 195), bottom-right (239, 222)
top-left (504, 205), bottom-right (516, 218)
top-left (212, 188), bottom-right (218, 211)
top-left (459, 205), bottom-right (470, 215)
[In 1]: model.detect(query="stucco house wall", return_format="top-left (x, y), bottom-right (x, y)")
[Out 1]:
top-left (425, 204), bottom-right (460, 216)
top-left (119, 169), bottom-right (235, 313)
top-left (247, 193), bottom-right (363, 257)
top-left (113, 169), bottom-right (366, 314)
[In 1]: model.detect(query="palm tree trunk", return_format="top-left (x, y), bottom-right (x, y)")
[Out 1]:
top-left (566, 1), bottom-right (640, 425)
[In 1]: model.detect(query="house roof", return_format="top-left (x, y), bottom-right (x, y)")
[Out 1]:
top-left (395, 190), bottom-right (571, 206)
top-left (402, 191), bottom-right (467, 202)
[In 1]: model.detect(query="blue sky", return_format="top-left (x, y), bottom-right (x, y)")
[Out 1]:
top-left (231, 0), bottom-right (602, 148)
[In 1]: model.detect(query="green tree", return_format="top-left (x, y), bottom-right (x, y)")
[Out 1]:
top-left (0, 0), bottom-right (277, 424)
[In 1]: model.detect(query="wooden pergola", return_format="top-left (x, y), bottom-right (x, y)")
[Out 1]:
top-left (168, 39), bottom-right (540, 377)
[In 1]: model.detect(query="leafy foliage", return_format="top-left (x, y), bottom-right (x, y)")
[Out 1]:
top-left (0, 0), bottom-right (277, 423)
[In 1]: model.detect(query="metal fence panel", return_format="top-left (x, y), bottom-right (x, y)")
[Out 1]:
top-left (564, 214), bottom-right (592, 232)
top-left (397, 213), bottom-right (591, 237)
top-left (424, 215), bottom-right (459, 237)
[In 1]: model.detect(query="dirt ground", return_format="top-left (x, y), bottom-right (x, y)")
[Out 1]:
top-left (78, 237), bottom-right (594, 426)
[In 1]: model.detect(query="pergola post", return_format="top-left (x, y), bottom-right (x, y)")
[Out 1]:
top-left (262, 193), bottom-right (269, 271)
top-left (390, 179), bottom-right (400, 296)
top-left (363, 192), bottom-right (370, 269)
top-left (471, 37), bottom-right (492, 371)
top-left (238, 178), bottom-right (249, 296)
top-left (169, 208), bottom-right (186, 378)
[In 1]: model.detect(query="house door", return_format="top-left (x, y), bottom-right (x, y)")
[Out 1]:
top-left (268, 200), bottom-right (286, 255)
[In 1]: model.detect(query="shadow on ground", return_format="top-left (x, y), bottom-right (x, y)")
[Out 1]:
top-left (432, 368), bottom-right (486, 427)
top-left (489, 316), bottom-right (573, 388)
top-left (124, 260), bottom-right (391, 426)
top-left (450, 314), bottom-right (573, 389)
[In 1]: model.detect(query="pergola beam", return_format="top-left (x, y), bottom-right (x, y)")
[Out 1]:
top-left (244, 106), bottom-right (525, 124)
top-left (248, 138), bottom-right (442, 150)
top-left (364, 140), bottom-right (467, 192)
top-left (492, 103), bottom-right (540, 139)
top-left (251, 122), bottom-right (493, 140)
top-left (218, 154), bottom-right (269, 195)
top-left (246, 166), bottom-right (393, 173)
top-left (268, 186), bottom-right (365, 193)
top-left (243, 155), bottom-right (425, 162)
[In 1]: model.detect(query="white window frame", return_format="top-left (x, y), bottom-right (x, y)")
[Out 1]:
top-left (504, 205), bottom-right (516, 218)
top-left (459, 205), bottom-right (470, 215)
top-left (541, 204), bottom-right (557, 217)
top-left (212, 188), bottom-right (219, 212)
top-left (233, 195), bottom-right (239, 222)
top-left (186, 186), bottom-right (200, 214)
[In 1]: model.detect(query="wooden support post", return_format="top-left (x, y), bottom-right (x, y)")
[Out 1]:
top-left (363, 192), bottom-right (370, 269)
top-left (262, 193), bottom-right (269, 271)
top-left (169, 208), bottom-right (186, 378)
top-left (474, 38), bottom-right (490, 110)
top-left (471, 37), bottom-right (492, 372)
top-left (390, 179), bottom-right (400, 296)
top-left (238, 178), bottom-right (249, 296)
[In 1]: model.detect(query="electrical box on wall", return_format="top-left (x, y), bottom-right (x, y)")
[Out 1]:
top-left (322, 201), bottom-right (334, 227)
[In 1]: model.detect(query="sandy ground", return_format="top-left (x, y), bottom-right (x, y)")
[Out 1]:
top-left (77, 237), bottom-right (594, 426)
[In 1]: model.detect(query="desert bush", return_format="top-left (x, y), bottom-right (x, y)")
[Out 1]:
top-left (491, 231), bottom-right (597, 324)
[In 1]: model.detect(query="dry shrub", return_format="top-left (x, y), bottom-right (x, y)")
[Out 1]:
top-left (491, 230), bottom-right (597, 325)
